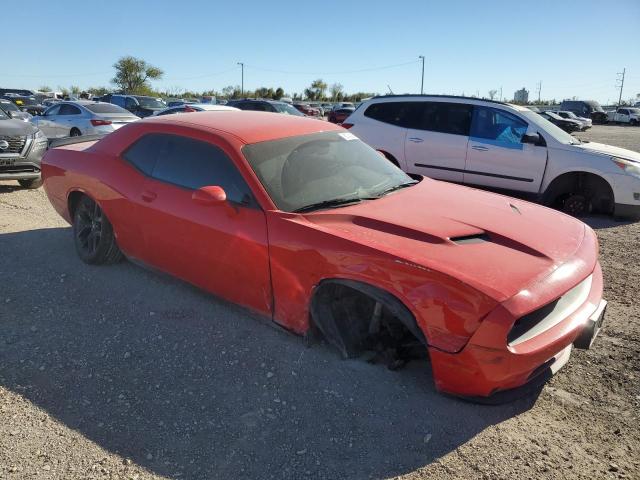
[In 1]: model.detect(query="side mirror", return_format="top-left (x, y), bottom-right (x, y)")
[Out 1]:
top-left (192, 186), bottom-right (227, 206)
top-left (521, 132), bottom-right (545, 146)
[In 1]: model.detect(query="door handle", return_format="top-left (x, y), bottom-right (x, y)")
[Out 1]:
top-left (141, 190), bottom-right (157, 202)
top-left (408, 137), bottom-right (424, 143)
top-left (471, 145), bottom-right (489, 151)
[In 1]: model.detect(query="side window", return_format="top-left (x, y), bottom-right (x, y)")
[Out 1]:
top-left (240, 102), bottom-right (257, 111)
top-left (122, 133), bottom-right (165, 175)
top-left (151, 135), bottom-right (254, 205)
top-left (58, 104), bottom-right (81, 115)
top-left (363, 102), bottom-right (415, 127)
top-left (45, 105), bottom-right (61, 116)
top-left (112, 96), bottom-right (125, 108)
top-left (470, 107), bottom-right (528, 146)
top-left (414, 102), bottom-right (472, 136)
top-left (125, 97), bottom-right (137, 110)
top-left (251, 102), bottom-right (269, 112)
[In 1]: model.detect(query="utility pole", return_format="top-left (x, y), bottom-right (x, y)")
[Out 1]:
top-left (237, 62), bottom-right (244, 97)
top-left (536, 81), bottom-right (542, 103)
top-left (616, 68), bottom-right (626, 106)
top-left (418, 55), bottom-right (425, 94)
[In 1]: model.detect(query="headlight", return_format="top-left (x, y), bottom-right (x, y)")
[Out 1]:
top-left (612, 157), bottom-right (640, 179)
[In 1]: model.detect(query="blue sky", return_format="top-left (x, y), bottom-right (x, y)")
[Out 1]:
top-left (3, 0), bottom-right (639, 104)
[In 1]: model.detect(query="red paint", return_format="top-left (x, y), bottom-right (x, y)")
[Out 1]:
top-left (41, 111), bottom-right (604, 398)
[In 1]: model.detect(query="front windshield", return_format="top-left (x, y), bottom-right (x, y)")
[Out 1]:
top-left (243, 131), bottom-right (414, 212)
top-left (628, 108), bottom-right (640, 114)
top-left (273, 103), bottom-right (305, 116)
top-left (134, 96), bottom-right (166, 109)
top-left (521, 110), bottom-right (580, 145)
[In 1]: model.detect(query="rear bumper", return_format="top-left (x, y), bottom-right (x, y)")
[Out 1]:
top-left (429, 261), bottom-right (604, 399)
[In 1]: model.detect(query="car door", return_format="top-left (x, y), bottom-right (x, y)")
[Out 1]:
top-left (616, 109), bottom-right (629, 123)
top-left (36, 104), bottom-right (61, 137)
top-left (404, 101), bottom-right (472, 182)
top-left (57, 104), bottom-right (84, 136)
top-left (135, 133), bottom-right (272, 315)
top-left (465, 106), bottom-right (547, 193)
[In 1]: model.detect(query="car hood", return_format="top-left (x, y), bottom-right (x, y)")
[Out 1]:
top-left (301, 179), bottom-right (588, 302)
top-left (571, 141), bottom-right (640, 162)
top-left (0, 118), bottom-right (38, 135)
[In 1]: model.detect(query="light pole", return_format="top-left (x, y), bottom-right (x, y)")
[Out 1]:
top-left (237, 62), bottom-right (244, 96)
top-left (418, 55), bottom-right (425, 94)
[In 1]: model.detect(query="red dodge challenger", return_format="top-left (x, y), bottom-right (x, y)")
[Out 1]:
top-left (41, 111), bottom-right (606, 401)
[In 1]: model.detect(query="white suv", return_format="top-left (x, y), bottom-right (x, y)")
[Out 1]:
top-left (344, 95), bottom-right (640, 218)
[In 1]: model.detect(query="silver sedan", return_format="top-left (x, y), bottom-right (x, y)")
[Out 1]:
top-left (31, 101), bottom-right (139, 138)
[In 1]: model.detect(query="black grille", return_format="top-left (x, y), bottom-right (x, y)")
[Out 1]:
top-left (0, 135), bottom-right (27, 154)
top-left (0, 165), bottom-right (38, 174)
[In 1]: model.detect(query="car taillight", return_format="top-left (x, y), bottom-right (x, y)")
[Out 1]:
top-left (90, 119), bottom-right (112, 126)
top-left (341, 123), bottom-right (354, 129)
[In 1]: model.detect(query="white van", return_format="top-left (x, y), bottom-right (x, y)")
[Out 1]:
top-left (344, 95), bottom-right (640, 218)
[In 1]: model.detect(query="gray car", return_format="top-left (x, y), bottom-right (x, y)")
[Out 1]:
top-left (0, 108), bottom-right (48, 188)
top-left (31, 101), bottom-right (139, 139)
top-left (0, 99), bottom-right (32, 122)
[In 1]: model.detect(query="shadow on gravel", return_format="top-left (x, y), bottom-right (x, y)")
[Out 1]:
top-left (580, 215), bottom-right (637, 230)
top-left (0, 228), bottom-right (539, 480)
top-left (0, 184), bottom-right (23, 194)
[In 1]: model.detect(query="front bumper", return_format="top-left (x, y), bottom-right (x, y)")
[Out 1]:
top-left (429, 254), bottom-right (604, 400)
top-left (0, 136), bottom-right (47, 181)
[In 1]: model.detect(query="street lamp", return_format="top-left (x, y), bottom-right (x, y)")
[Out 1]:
top-left (237, 62), bottom-right (244, 96)
top-left (418, 55), bottom-right (425, 95)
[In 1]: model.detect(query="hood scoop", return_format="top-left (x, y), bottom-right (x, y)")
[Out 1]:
top-left (450, 233), bottom-right (490, 245)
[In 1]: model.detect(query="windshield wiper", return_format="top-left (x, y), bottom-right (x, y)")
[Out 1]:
top-left (293, 196), bottom-right (364, 213)
top-left (375, 180), bottom-right (418, 197)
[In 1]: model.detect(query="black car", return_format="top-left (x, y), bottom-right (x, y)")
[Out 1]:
top-left (539, 111), bottom-right (582, 133)
top-left (1, 95), bottom-right (45, 116)
top-left (226, 99), bottom-right (305, 116)
top-left (559, 100), bottom-right (608, 124)
top-left (95, 94), bottom-right (165, 118)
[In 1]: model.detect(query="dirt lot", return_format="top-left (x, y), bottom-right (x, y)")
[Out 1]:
top-left (1, 125), bottom-right (639, 480)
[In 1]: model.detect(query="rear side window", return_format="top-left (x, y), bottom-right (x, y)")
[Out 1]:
top-left (412, 102), bottom-right (472, 136)
top-left (364, 102), bottom-right (415, 127)
top-left (58, 104), bottom-right (82, 115)
top-left (151, 135), bottom-right (254, 205)
top-left (122, 134), bottom-right (163, 175)
top-left (111, 96), bottom-right (126, 108)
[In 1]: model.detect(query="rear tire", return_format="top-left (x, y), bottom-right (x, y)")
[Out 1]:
top-left (70, 128), bottom-right (81, 137)
top-left (72, 196), bottom-right (123, 265)
top-left (18, 177), bottom-right (43, 189)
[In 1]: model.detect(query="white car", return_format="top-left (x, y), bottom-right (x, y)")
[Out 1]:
top-left (32, 101), bottom-right (139, 138)
top-left (608, 107), bottom-right (640, 126)
top-left (344, 95), bottom-right (640, 218)
top-left (556, 110), bottom-right (592, 130)
top-left (153, 103), bottom-right (239, 116)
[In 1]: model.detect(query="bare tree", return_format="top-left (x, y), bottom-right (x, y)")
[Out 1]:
top-left (488, 89), bottom-right (498, 100)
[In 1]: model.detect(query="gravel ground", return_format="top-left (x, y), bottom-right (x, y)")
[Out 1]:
top-left (1, 125), bottom-right (639, 480)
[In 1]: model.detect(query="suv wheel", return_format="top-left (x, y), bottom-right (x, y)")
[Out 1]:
top-left (70, 128), bottom-right (82, 137)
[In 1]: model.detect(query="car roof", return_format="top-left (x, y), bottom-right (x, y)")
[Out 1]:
top-left (368, 94), bottom-right (526, 109)
top-left (143, 111), bottom-right (342, 144)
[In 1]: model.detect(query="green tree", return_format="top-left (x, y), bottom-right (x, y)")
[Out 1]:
top-left (274, 87), bottom-right (285, 99)
top-left (330, 83), bottom-right (343, 101)
top-left (310, 79), bottom-right (328, 100)
top-left (87, 86), bottom-right (110, 96)
top-left (38, 85), bottom-right (51, 92)
top-left (111, 56), bottom-right (163, 94)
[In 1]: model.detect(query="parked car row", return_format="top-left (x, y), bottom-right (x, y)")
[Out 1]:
top-left (607, 107), bottom-right (640, 125)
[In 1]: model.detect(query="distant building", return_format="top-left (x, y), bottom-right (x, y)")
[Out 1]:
top-left (514, 88), bottom-right (529, 103)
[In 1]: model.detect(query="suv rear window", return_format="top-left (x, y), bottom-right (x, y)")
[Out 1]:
top-left (364, 102), bottom-right (414, 127)
top-left (412, 102), bottom-right (472, 136)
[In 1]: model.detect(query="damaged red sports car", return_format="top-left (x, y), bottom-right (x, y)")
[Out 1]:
top-left (41, 111), bottom-right (606, 401)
